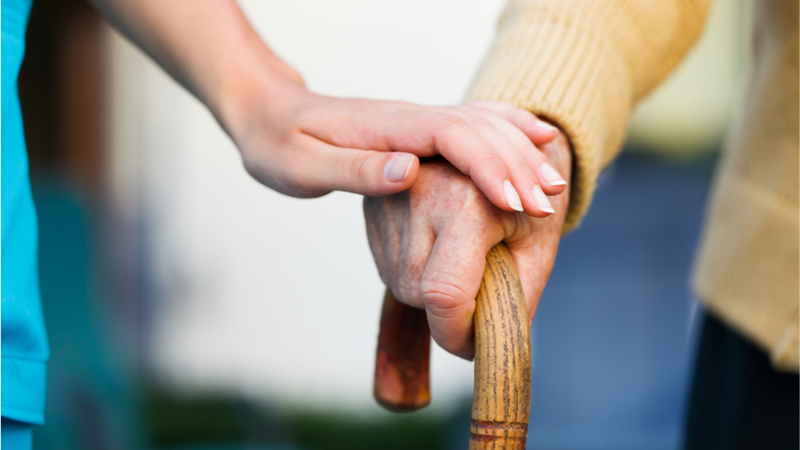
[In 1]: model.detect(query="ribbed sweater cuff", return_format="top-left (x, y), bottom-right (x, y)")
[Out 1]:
top-left (467, 13), bottom-right (633, 231)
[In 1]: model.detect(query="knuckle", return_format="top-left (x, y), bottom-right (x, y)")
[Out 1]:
top-left (433, 113), bottom-right (465, 130)
top-left (345, 152), bottom-right (372, 184)
top-left (420, 275), bottom-right (472, 319)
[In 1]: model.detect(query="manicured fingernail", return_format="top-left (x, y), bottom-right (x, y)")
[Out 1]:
top-left (533, 120), bottom-right (559, 134)
top-left (540, 163), bottom-right (567, 186)
top-left (504, 179), bottom-right (523, 211)
top-left (384, 154), bottom-right (413, 182)
top-left (532, 185), bottom-right (555, 214)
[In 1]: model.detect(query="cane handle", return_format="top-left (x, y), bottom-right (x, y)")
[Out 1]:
top-left (374, 243), bottom-right (531, 449)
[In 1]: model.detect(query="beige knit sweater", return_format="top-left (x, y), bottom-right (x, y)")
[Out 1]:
top-left (469, 0), bottom-right (799, 372)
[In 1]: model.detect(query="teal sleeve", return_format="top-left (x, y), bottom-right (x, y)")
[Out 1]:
top-left (2, 0), bottom-right (50, 425)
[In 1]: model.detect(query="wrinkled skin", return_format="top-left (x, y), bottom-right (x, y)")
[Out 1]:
top-left (364, 130), bottom-right (572, 359)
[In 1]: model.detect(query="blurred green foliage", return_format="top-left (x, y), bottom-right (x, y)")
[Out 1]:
top-left (145, 387), bottom-right (469, 450)
top-left (286, 409), bottom-right (448, 450)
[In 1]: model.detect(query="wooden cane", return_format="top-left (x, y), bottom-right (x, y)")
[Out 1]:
top-left (373, 288), bottom-right (431, 412)
top-left (374, 243), bottom-right (531, 449)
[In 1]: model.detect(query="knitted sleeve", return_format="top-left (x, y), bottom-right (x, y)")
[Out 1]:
top-left (467, 0), bottom-right (712, 231)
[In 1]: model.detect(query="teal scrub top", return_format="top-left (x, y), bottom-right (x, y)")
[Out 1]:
top-left (2, 0), bottom-right (50, 425)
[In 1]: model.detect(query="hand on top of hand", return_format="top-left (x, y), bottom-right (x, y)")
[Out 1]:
top-left (363, 129), bottom-right (572, 359)
top-left (89, 0), bottom-right (572, 360)
top-left (228, 80), bottom-right (566, 216)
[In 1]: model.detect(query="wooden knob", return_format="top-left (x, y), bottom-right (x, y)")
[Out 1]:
top-left (373, 243), bottom-right (531, 449)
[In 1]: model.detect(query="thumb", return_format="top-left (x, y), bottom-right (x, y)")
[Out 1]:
top-left (288, 138), bottom-right (420, 197)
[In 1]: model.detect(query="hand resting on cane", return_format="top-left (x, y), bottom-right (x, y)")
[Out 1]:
top-left (364, 128), bottom-right (572, 358)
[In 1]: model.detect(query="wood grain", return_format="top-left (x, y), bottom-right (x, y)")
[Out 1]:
top-left (373, 289), bottom-right (431, 412)
top-left (469, 244), bottom-right (531, 450)
top-left (373, 243), bottom-right (531, 449)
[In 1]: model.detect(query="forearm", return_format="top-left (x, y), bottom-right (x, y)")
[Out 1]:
top-left (90, 0), bottom-right (304, 140)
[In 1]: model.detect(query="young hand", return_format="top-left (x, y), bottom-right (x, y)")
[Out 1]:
top-left (90, 0), bottom-right (567, 213)
top-left (230, 83), bottom-right (567, 217)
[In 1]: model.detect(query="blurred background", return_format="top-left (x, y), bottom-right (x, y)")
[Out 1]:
top-left (18, 0), bottom-right (753, 449)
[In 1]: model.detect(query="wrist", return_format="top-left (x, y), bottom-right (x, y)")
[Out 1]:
top-left (209, 45), bottom-right (307, 148)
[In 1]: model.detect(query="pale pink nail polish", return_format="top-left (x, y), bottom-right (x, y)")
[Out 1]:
top-left (532, 185), bottom-right (555, 214)
top-left (384, 154), bottom-right (413, 182)
top-left (504, 180), bottom-right (523, 211)
top-left (533, 120), bottom-right (559, 134)
top-left (540, 163), bottom-right (567, 186)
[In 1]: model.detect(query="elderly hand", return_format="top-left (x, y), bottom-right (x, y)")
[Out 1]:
top-left (364, 129), bottom-right (571, 358)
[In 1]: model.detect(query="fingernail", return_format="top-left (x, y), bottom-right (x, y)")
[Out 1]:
top-left (384, 154), bottom-right (413, 182)
top-left (533, 120), bottom-right (559, 134)
top-left (504, 179), bottom-right (523, 211)
top-left (532, 185), bottom-right (555, 214)
top-left (540, 163), bottom-right (567, 186)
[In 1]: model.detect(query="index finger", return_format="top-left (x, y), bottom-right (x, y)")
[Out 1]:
top-left (419, 218), bottom-right (502, 359)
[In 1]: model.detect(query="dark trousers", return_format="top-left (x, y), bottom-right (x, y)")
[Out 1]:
top-left (684, 313), bottom-right (799, 449)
